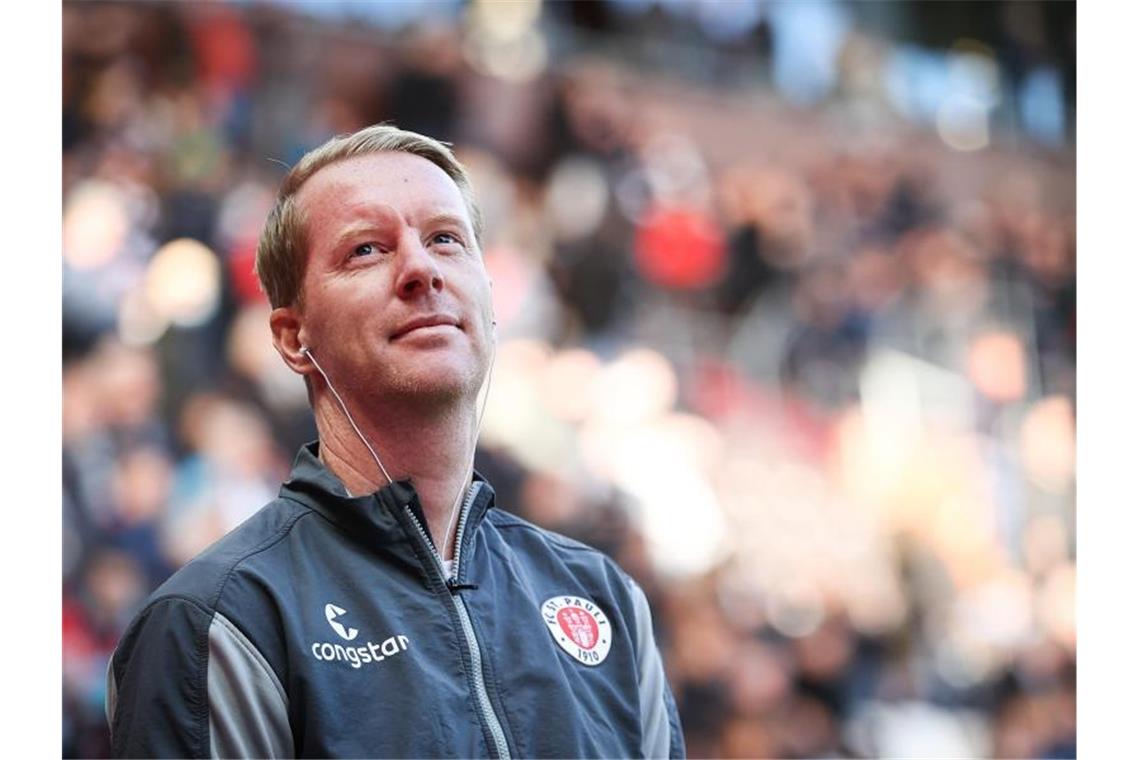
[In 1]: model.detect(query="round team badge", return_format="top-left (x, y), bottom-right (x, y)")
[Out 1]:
top-left (541, 595), bottom-right (612, 666)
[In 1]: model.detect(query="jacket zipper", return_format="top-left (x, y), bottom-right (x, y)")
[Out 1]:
top-left (404, 483), bottom-right (511, 759)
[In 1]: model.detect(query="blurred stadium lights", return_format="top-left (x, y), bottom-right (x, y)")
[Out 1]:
top-left (854, 350), bottom-right (971, 488)
top-left (469, 0), bottom-right (541, 38)
top-left (63, 180), bottom-right (130, 270)
top-left (544, 157), bottom-right (610, 242)
top-left (481, 338), bottom-right (570, 472)
top-left (541, 347), bottom-right (603, 422)
top-left (851, 701), bottom-right (989, 758)
top-left (692, 0), bottom-right (765, 44)
top-left (634, 206), bottom-right (727, 290)
top-left (966, 329), bottom-right (1028, 404)
top-left (1019, 66), bottom-right (1066, 146)
top-left (1018, 396), bottom-right (1076, 494)
top-left (936, 94), bottom-right (991, 152)
top-left (482, 337), bottom-right (729, 575)
top-left (1038, 561), bottom-right (1075, 652)
top-left (951, 570), bottom-right (1036, 653)
top-left (1021, 512), bottom-right (1069, 577)
top-left (768, 0), bottom-right (851, 105)
top-left (884, 42), bottom-right (1003, 152)
top-left (464, 0), bottom-right (548, 83)
top-left (246, 0), bottom-right (1071, 148)
top-left (640, 132), bottom-right (712, 209)
top-left (116, 286), bottom-right (167, 347)
top-left (591, 348), bottom-right (679, 427)
top-left (143, 238), bottom-right (221, 328)
top-left (607, 412), bottom-right (729, 576)
top-left (766, 581), bottom-right (827, 639)
top-left (256, 0), bottom-right (463, 28)
top-left (948, 40), bottom-right (1002, 108)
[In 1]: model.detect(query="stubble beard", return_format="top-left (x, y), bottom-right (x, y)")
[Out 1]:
top-left (350, 348), bottom-right (490, 417)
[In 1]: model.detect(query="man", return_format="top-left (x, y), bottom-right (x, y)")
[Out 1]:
top-left (106, 125), bottom-right (685, 758)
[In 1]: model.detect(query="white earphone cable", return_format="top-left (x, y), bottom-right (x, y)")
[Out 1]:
top-left (441, 337), bottom-right (496, 562)
top-left (304, 331), bottom-right (496, 563)
top-left (303, 347), bottom-right (395, 486)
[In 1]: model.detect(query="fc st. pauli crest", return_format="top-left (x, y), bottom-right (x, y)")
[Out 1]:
top-left (541, 595), bottom-right (612, 666)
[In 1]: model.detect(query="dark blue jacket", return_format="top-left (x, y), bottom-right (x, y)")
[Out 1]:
top-left (107, 443), bottom-right (685, 758)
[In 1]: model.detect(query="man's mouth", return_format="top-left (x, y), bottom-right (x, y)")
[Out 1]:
top-left (391, 315), bottom-right (462, 340)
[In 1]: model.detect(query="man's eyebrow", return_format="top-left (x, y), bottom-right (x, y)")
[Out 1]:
top-left (420, 212), bottom-right (471, 231)
top-left (331, 223), bottom-right (386, 249)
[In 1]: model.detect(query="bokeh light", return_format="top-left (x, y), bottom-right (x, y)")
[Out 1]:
top-left (63, 181), bottom-right (130, 270)
top-left (937, 94), bottom-right (991, 152)
top-left (116, 285), bottom-right (168, 346)
top-left (590, 348), bottom-right (678, 429)
top-left (143, 238), bottom-right (221, 327)
top-left (634, 205), bottom-right (727, 290)
top-left (464, 0), bottom-right (547, 84)
top-left (967, 329), bottom-right (1028, 403)
top-left (544, 157), bottom-right (610, 242)
top-left (1018, 396), bottom-right (1076, 493)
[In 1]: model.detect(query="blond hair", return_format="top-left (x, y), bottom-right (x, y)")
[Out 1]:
top-left (255, 125), bottom-right (483, 308)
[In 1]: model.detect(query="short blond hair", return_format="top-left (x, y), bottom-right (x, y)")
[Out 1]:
top-left (255, 125), bottom-right (483, 308)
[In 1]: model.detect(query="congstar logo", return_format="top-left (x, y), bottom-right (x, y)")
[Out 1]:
top-left (325, 603), bottom-right (358, 640)
top-left (311, 602), bottom-right (410, 670)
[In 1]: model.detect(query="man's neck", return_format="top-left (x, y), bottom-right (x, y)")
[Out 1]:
top-left (313, 394), bottom-right (477, 560)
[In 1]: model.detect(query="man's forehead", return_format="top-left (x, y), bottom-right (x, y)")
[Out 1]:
top-left (298, 151), bottom-right (468, 215)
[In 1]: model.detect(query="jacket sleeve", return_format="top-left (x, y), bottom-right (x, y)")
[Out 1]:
top-left (628, 580), bottom-right (686, 759)
top-left (106, 596), bottom-right (293, 758)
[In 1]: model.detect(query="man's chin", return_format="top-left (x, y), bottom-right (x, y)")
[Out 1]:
top-left (372, 365), bottom-right (482, 406)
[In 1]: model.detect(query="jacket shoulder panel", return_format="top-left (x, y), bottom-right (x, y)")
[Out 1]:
top-left (485, 509), bottom-right (640, 596)
top-left (150, 497), bottom-right (313, 610)
top-left (486, 509), bottom-right (620, 557)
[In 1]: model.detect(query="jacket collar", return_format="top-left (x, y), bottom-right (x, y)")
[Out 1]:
top-left (279, 441), bottom-right (497, 552)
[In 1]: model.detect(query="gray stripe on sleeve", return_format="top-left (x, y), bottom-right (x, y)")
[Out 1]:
top-left (629, 580), bottom-right (671, 759)
top-left (207, 611), bottom-right (293, 759)
top-left (105, 654), bottom-right (118, 729)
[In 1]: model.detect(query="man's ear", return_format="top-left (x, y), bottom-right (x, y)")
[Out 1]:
top-left (270, 306), bottom-right (311, 376)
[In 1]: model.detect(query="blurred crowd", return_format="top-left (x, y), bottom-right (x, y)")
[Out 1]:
top-left (63, 2), bottom-right (1075, 758)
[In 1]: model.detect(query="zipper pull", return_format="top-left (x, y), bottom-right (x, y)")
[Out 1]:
top-left (446, 578), bottom-right (480, 593)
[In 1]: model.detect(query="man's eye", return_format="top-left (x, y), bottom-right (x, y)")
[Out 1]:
top-left (353, 243), bottom-right (377, 257)
top-left (432, 232), bottom-right (462, 246)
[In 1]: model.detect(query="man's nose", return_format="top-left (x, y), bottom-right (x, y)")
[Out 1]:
top-left (394, 234), bottom-right (444, 298)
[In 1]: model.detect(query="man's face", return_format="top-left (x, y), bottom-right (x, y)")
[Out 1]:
top-left (288, 151), bottom-right (493, 408)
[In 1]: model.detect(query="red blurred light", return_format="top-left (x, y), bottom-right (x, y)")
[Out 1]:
top-left (634, 205), bottom-right (726, 290)
top-left (227, 237), bottom-right (266, 305)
